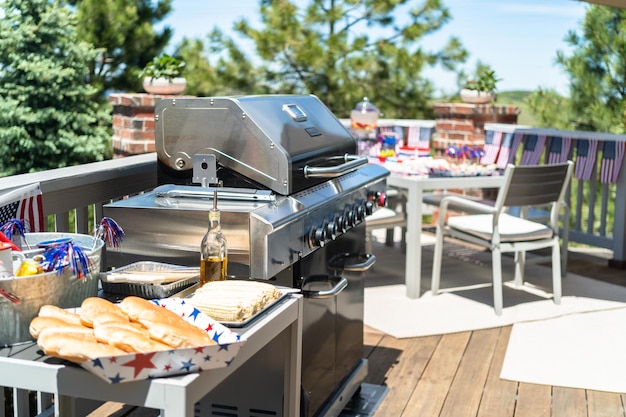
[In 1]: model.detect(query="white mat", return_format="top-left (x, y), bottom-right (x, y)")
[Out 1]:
top-left (364, 273), bottom-right (626, 338)
top-left (501, 307), bottom-right (626, 393)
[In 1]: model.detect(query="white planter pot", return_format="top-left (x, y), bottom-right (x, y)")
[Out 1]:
top-left (142, 77), bottom-right (186, 95)
top-left (459, 88), bottom-right (495, 104)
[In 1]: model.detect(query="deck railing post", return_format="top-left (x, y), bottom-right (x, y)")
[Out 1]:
top-left (611, 153), bottom-right (626, 265)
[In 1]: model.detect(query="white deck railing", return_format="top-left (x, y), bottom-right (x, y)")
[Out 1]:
top-left (484, 123), bottom-right (626, 265)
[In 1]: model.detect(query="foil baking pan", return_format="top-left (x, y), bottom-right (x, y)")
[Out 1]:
top-left (100, 261), bottom-right (199, 299)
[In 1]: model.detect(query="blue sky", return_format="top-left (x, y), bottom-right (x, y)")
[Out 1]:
top-left (159, 0), bottom-right (589, 96)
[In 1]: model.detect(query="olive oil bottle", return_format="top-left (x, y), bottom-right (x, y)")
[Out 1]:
top-left (200, 191), bottom-right (227, 285)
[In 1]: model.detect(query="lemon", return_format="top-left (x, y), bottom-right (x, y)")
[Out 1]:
top-left (15, 260), bottom-right (42, 276)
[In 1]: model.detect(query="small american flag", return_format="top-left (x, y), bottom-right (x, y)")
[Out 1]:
top-left (0, 183), bottom-right (45, 232)
top-left (574, 139), bottom-right (599, 180)
top-left (547, 136), bottom-right (572, 164)
top-left (520, 134), bottom-right (547, 166)
top-left (495, 132), bottom-right (513, 168)
top-left (480, 130), bottom-right (503, 165)
top-left (599, 141), bottom-right (626, 184)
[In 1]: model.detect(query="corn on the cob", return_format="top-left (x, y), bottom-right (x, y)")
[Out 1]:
top-left (189, 280), bottom-right (281, 322)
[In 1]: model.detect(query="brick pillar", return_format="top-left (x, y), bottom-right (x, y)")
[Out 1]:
top-left (432, 102), bottom-right (521, 155)
top-left (109, 93), bottom-right (193, 158)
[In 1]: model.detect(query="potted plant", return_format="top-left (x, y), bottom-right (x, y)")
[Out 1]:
top-left (460, 68), bottom-right (500, 104)
top-left (140, 53), bottom-right (187, 95)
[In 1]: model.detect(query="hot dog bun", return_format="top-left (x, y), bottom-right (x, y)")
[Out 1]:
top-left (29, 316), bottom-right (92, 339)
top-left (37, 330), bottom-right (126, 362)
top-left (37, 304), bottom-right (82, 325)
top-left (119, 296), bottom-right (214, 348)
top-left (93, 323), bottom-right (172, 353)
top-left (80, 297), bottom-right (128, 327)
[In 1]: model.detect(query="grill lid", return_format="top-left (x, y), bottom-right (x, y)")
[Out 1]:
top-left (155, 94), bottom-right (358, 195)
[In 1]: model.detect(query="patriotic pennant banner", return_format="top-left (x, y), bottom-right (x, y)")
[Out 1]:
top-left (546, 136), bottom-right (572, 164)
top-left (574, 139), bottom-right (599, 180)
top-left (0, 183), bottom-right (44, 232)
top-left (495, 132), bottom-right (515, 169)
top-left (520, 134), bottom-right (547, 166)
top-left (480, 130), bottom-right (503, 165)
top-left (599, 141), bottom-right (626, 184)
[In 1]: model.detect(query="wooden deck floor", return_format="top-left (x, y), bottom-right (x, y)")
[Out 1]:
top-left (361, 239), bottom-right (626, 417)
top-left (364, 324), bottom-right (626, 417)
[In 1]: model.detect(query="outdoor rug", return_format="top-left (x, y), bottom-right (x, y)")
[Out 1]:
top-left (364, 233), bottom-right (626, 338)
top-left (501, 307), bottom-right (626, 393)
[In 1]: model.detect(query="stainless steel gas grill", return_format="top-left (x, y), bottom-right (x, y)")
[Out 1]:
top-left (103, 95), bottom-right (389, 417)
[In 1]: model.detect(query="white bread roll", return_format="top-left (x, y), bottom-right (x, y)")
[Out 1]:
top-left (93, 323), bottom-right (172, 353)
top-left (80, 297), bottom-right (128, 328)
top-left (37, 304), bottom-right (83, 325)
top-left (29, 316), bottom-right (92, 339)
top-left (37, 330), bottom-right (126, 362)
top-left (119, 296), bottom-right (214, 348)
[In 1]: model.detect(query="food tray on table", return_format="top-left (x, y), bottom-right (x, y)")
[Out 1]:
top-left (220, 287), bottom-right (295, 328)
top-left (100, 261), bottom-right (200, 299)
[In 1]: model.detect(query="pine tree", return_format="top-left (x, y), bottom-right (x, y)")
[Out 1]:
top-left (0, 0), bottom-right (111, 176)
top-left (69, 0), bottom-right (174, 96)
top-left (208, 0), bottom-right (467, 119)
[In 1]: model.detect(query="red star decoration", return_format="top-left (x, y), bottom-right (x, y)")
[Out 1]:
top-left (163, 364), bottom-right (172, 371)
top-left (194, 347), bottom-right (204, 354)
top-left (121, 353), bottom-right (158, 378)
top-left (204, 323), bottom-right (214, 332)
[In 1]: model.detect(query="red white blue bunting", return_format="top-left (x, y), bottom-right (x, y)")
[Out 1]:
top-left (574, 139), bottom-right (599, 180)
top-left (599, 141), bottom-right (626, 184)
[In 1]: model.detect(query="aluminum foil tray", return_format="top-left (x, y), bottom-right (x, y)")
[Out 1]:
top-left (100, 261), bottom-right (199, 299)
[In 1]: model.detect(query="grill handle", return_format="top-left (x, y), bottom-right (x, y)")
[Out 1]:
top-left (328, 252), bottom-right (376, 273)
top-left (303, 155), bottom-right (368, 178)
top-left (300, 275), bottom-right (348, 299)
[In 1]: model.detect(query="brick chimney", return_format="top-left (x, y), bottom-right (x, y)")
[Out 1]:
top-left (109, 93), bottom-right (192, 158)
top-left (432, 102), bottom-right (521, 155)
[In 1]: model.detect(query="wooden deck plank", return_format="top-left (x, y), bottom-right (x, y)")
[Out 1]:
top-left (588, 390), bottom-right (626, 417)
top-left (514, 383), bottom-right (551, 417)
top-left (439, 328), bottom-right (501, 417)
top-left (400, 331), bottom-right (471, 417)
top-left (364, 332), bottom-right (410, 386)
top-left (477, 326), bottom-right (517, 417)
top-left (552, 387), bottom-right (588, 417)
top-left (373, 334), bottom-right (440, 417)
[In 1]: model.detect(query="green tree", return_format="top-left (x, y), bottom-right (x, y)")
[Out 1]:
top-left (0, 0), bottom-right (111, 176)
top-left (208, 0), bottom-right (467, 118)
top-left (530, 5), bottom-right (626, 133)
top-left (68, 0), bottom-right (173, 96)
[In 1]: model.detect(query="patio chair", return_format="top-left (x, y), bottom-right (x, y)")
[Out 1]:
top-left (431, 161), bottom-right (574, 315)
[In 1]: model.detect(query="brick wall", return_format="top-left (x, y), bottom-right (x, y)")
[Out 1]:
top-left (432, 102), bottom-right (520, 154)
top-left (109, 93), bottom-right (191, 158)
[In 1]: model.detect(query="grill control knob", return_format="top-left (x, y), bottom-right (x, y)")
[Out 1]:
top-left (354, 202), bottom-right (366, 222)
top-left (336, 213), bottom-right (348, 233)
top-left (365, 200), bottom-right (375, 216)
top-left (346, 209), bottom-right (357, 227)
top-left (309, 227), bottom-right (327, 248)
top-left (326, 221), bottom-right (338, 240)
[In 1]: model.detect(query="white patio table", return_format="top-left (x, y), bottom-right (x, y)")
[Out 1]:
top-left (386, 173), bottom-right (506, 298)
